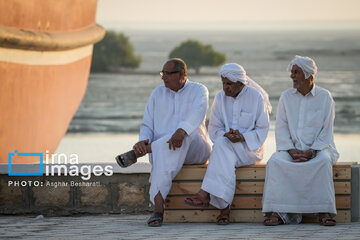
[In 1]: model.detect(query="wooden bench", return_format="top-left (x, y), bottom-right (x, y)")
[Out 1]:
top-left (164, 162), bottom-right (355, 223)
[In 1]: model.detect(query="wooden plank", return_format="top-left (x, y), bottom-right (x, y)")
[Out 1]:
top-left (165, 195), bottom-right (351, 210)
top-left (169, 182), bottom-right (201, 195)
top-left (165, 196), bottom-right (216, 209)
top-left (165, 196), bottom-right (263, 210)
top-left (174, 167), bottom-right (266, 181)
top-left (235, 168), bottom-right (266, 180)
top-left (333, 167), bottom-right (351, 180)
top-left (231, 196), bottom-right (262, 209)
top-left (235, 182), bottom-right (264, 194)
top-left (334, 182), bottom-right (351, 194)
top-left (174, 164), bottom-right (351, 181)
top-left (169, 181), bottom-right (350, 195)
top-left (164, 210), bottom-right (350, 223)
top-left (174, 168), bottom-right (206, 180)
top-left (336, 196), bottom-right (351, 209)
top-left (169, 182), bottom-right (264, 195)
top-left (231, 209), bottom-right (264, 222)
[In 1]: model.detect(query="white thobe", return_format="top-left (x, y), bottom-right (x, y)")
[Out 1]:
top-left (262, 85), bottom-right (339, 220)
top-left (201, 86), bottom-right (270, 209)
top-left (139, 80), bottom-right (211, 204)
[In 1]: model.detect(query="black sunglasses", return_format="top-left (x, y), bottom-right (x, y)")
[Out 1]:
top-left (160, 71), bottom-right (180, 76)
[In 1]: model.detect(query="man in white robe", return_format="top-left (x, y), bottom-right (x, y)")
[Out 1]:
top-left (116, 58), bottom-right (211, 227)
top-left (262, 55), bottom-right (339, 226)
top-left (184, 63), bottom-right (271, 224)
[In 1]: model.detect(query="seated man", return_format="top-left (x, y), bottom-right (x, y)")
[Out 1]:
top-left (262, 55), bottom-right (339, 226)
top-left (184, 63), bottom-right (271, 224)
top-left (115, 58), bottom-right (211, 227)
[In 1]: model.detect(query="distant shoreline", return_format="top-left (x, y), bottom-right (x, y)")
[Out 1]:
top-left (90, 70), bottom-right (218, 76)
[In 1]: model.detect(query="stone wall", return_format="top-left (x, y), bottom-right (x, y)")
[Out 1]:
top-left (0, 172), bottom-right (152, 216)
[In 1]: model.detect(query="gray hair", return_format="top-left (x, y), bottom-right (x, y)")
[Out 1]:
top-left (167, 58), bottom-right (187, 79)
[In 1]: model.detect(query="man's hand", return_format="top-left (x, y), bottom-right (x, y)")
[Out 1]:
top-left (288, 149), bottom-right (314, 162)
top-left (167, 128), bottom-right (187, 150)
top-left (133, 139), bottom-right (149, 157)
top-left (224, 128), bottom-right (245, 143)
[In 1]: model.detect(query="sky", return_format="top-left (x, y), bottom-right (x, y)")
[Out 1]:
top-left (96, 0), bottom-right (360, 30)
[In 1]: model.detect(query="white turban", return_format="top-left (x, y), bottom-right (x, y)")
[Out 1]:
top-left (219, 63), bottom-right (272, 114)
top-left (287, 55), bottom-right (318, 79)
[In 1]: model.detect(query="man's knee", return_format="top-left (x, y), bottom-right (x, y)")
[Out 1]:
top-left (314, 150), bottom-right (333, 166)
top-left (213, 136), bottom-right (230, 149)
top-left (151, 134), bottom-right (174, 151)
top-left (266, 152), bottom-right (289, 168)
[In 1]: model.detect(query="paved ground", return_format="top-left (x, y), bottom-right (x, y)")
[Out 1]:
top-left (1, 214), bottom-right (360, 240)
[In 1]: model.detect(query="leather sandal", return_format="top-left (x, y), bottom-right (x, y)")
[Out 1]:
top-left (184, 193), bottom-right (210, 207)
top-left (319, 213), bottom-right (336, 226)
top-left (216, 208), bottom-right (230, 225)
top-left (264, 213), bottom-right (284, 226)
top-left (115, 150), bottom-right (137, 168)
top-left (147, 212), bottom-right (163, 227)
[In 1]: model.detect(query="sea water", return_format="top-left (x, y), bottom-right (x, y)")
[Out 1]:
top-left (68, 29), bottom-right (360, 134)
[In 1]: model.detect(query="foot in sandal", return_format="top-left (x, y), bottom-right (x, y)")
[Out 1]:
top-left (216, 205), bottom-right (230, 225)
top-left (319, 213), bottom-right (336, 226)
top-left (147, 212), bottom-right (163, 227)
top-left (184, 189), bottom-right (210, 207)
top-left (264, 212), bottom-right (284, 226)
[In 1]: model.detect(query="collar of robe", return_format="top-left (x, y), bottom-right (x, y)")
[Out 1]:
top-left (292, 83), bottom-right (316, 96)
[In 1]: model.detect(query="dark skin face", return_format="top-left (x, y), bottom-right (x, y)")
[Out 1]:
top-left (290, 64), bottom-right (314, 96)
top-left (222, 77), bottom-right (244, 98)
top-left (161, 62), bottom-right (186, 92)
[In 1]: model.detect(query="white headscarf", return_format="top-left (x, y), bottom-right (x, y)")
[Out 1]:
top-left (219, 63), bottom-right (272, 114)
top-left (287, 55), bottom-right (318, 79)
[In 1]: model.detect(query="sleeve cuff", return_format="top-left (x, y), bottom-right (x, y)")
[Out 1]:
top-left (242, 131), bottom-right (260, 151)
top-left (139, 135), bottom-right (152, 144)
top-left (276, 145), bottom-right (295, 151)
top-left (178, 122), bottom-right (193, 135)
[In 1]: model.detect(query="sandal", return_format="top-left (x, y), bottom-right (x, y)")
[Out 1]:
top-left (184, 193), bottom-right (210, 207)
top-left (147, 212), bottom-right (163, 227)
top-left (319, 213), bottom-right (336, 226)
top-left (115, 150), bottom-right (137, 168)
top-left (216, 207), bottom-right (230, 225)
top-left (264, 213), bottom-right (284, 226)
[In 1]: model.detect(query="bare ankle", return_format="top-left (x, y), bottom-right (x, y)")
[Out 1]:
top-left (154, 192), bottom-right (164, 213)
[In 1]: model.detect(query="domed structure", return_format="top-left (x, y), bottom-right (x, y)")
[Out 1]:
top-left (0, 0), bottom-right (105, 163)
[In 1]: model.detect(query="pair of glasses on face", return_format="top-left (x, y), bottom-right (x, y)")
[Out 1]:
top-left (159, 70), bottom-right (180, 77)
